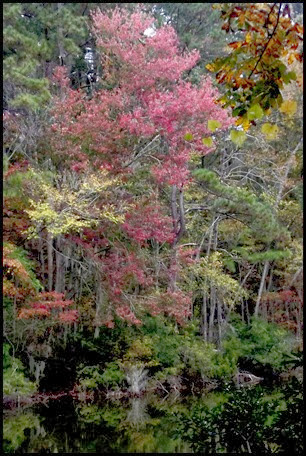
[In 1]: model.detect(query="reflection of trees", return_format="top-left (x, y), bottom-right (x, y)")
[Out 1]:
top-left (127, 398), bottom-right (149, 428)
top-left (125, 365), bottom-right (148, 395)
top-left (3, 411), bottom-right (48, 453)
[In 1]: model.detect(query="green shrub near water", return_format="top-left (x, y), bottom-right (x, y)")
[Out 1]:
top-left (223, 315), bottom-right (299, 372)
top-left (3, 412), bottom-right (40, 453)
top-left (175, 379), bottom-right (302, 454)
top-left (3, 343), bottom-right (37, 396)
top-left (75, 314), bottom-right (299, 392)
top-left (77, 361), bottom-right (125, 391)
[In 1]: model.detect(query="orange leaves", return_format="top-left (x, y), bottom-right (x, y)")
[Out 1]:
top-left (207, 3), bottom-right (303, 121)
top-left (228, 41), bottom-right (242, 50)
top-left (3, 243), bottom-right (37, 300)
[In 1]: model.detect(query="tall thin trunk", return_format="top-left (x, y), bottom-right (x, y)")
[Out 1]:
top-left (171, 185), bottom-right (178, 235)
top-left (217, 299), bottom-right (222, 347)
top-left (55, 237), bottom-right (64, 293)
top-left (241, 298), bottom-right (245, 322)
top-left (201, 291), bottom-right (207, 341)
top-left (47, 232), bottom-right (54, 292)
top-left (57, 3), bottom-right (66, 66)
top-left (155, 242), bottom-right (160, 290)
top-left (285, 300), bottom-right (290, 327)
top-left (296, 298), bottom-right (302, 342)
top-left (254, 139), bottom-right (302, 318)
top-left (206, 222), bottom-right (214, 257)
top-left (254, 260), bottom-right (269, 316)
top-left (94, 282), bottom-right (103, 339)
top-left (267, 265), bottom-right (274, 293)
top-left (245, 299), bottom-right (250, 325)
top-left (276, 138), bottom-right (303, 207)
top-left (39, 235), bottom-right (45, 285)
top-left (208, 286), bottom-right (217, 342)
top-left (13, 283), bottom-right (17, 337)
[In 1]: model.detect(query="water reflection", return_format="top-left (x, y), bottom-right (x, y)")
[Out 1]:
top-left (3, 380), bottom-right (303, 454)
top-left (127, 397), bottom-right (149, 428)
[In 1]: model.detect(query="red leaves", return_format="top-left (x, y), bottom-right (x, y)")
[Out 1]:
top-left (261, 289), bottom-right (303, 333)
top-left (19, 307), bottom-right (51, 319)
top-left (50, 8), bottom-right (231, 186)
top-left (18, 291), bottom-right (78, 324)
top-left (51, 66), bottom-right (70, 89)
top-left (115, 305), bottom-right (142, 326)
top-left (145, 290), bottom-right (192, 325)
top-left (58, 310), bottom-right (79, 323)
top-left (123, 204), bottom-right (175, 244)
top-left (4, 160), bottom-right (29, 179)
top-left (103, 250), bottom-right (153, 299)
top-left (91, 7), bottom-right (200, 92)
top-left (45, 7), bottom-right (233, 329)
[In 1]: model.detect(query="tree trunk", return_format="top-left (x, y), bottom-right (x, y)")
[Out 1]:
top-left (254, 260), bottom-right (269, 316)
top-left (217, 299), bottom-right (222, 348)
top-left (94, 282), bottom-right (103, 339)
top-left (201, 291), bottom-right (208, 341)
top-left (55, 237), bottom-right (64, 293)
top-left (39, 235), bottom-right (45, 286)
top-left (47, 232), bottom-right (54, 292)
top-left (208, 286), bottom-right (217, 342)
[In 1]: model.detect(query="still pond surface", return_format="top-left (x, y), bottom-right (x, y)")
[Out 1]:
top-left (3, 380), bottom-right (303, 454)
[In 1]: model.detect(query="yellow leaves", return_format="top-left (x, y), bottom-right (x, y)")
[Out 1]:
top-left (261, 123), bottom-right (279, 140)
top-left (245, 32), bottom-right (252, 43)
top-left (25, 168), bottom-right (123, 237)
top-left (288, 53), bottom-right (295, 65)
top-left (279, 99), bottom-right (297, 117)
top-left (190, 252), bottom-right (248, 305)
top-left (205, 63), bottom-right (215, 72)
top-left (296, 73), bottom-right (303, 88)
top-left (101, 205), bottom-right (125, 224)
top-left (235, 117), bottom-right (251, 131)
top-left (3, 278), bottom-right (19, 297)
top-left (27, 201), bottom-right (58, 224)
top-left (80, 170), bottom-right (119, 193)
top-left (230, 129), bottom-right (247, 146)
top-left (296, 24), bottom-right (303, 34)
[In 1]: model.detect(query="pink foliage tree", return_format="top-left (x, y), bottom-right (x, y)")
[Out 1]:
top-left (50, 7), bottom-right (233, 327)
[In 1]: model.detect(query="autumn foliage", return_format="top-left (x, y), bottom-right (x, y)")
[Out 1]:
top-left (47, 6), bottom-right (232, 326)
top-left (18, 292), bottom-right (78, 324)
top-left (207, 3), bottom-right (303, 122)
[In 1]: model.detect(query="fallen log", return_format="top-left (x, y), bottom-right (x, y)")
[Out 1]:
top-left (234, 371), bottom-right (264, 387)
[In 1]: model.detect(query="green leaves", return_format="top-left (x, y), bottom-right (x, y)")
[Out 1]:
top-left (247, 104), bottom-right (264, 121)
top-left (207, 119), bottom-right (222, 132)
top-left (184, 132), bottom-right (194, 141)
top-left (202, 137), bottom-right (214, 147)
top-left (230, 129), bottom-right (246, 146)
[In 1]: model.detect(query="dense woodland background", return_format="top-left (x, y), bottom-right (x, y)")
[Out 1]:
top-left (3, 2), bottom-right (303, 411)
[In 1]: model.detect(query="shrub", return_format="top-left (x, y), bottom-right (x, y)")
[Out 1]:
top-left (3, 343), bottom-right (37, 396)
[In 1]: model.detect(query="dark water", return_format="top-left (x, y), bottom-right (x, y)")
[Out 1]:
top-left (3, 380), bottom-right (303, 454)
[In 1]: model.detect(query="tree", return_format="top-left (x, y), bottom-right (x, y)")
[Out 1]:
top-left (149, 3), bottom-right (228, 69)
top-left (206, 3), bottom-right (303, 124)
top-left (47, 6), bottom-right (232, 329)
